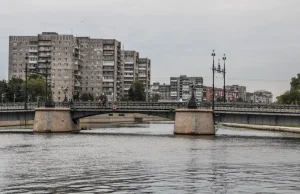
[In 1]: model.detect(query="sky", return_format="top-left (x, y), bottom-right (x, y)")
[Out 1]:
top-left (1, 0), bottom-right (299, 98)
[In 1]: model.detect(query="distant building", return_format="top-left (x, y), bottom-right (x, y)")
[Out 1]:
top-left (159, 84), bottom-right (170, 101)
top-left (204, 85), bottom-right (246, 102)
top-left (253, 90), bottom-right (273, 103)
top-left (138, 58), bottom-right (151, 101)
top-left (245, 90), bottom-right (273, 103)
top-left (225, 85), bottom-right (246, 101)
top-left (169, 75), bottom-right (203, 102)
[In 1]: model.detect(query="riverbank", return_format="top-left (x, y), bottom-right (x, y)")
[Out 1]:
top-left (221, 123), bottom-right (300, 133)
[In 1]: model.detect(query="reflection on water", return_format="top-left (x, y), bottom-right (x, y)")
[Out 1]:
top-left (1, 123), bottom-right (300, 193)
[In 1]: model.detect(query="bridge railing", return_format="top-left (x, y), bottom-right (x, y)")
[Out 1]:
top-left (2, 101), bottom-right (300, 113)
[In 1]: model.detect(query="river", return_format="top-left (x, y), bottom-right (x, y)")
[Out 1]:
top-left (0, 122), bottom-right (300, 193)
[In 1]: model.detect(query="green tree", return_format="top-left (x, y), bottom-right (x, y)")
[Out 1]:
top-left (150, 94), bottom-right (160, 102)
top-left (80, 93), bottom-right (94, 101)
top-left (0, 80), bottom-right (9, 102)
top-left (7, 78), bottom-right (23, 102)
top-left (25, 76), bottom-right (48, 102)
top-left (277, 74), bottom-right (300, 104)
top-left (128, 81), bottom-right (146, 101)
top-left (99, 93), bottom-right (108, 105)
top-left (236, 97), bottom-right (243, 102)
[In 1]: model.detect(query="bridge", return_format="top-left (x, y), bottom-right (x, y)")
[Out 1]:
top-left (1, 102), bottom-right (300, 128)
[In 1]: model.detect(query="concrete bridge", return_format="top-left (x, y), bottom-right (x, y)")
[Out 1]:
top-left (1, 102), bottom-right (300, 132)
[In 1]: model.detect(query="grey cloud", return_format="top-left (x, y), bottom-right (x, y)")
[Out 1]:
top-left (1, 0), bottom-right (300, 98)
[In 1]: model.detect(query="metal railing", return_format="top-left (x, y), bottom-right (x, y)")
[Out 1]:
top-left (1, 101), bottom-right (300, 113)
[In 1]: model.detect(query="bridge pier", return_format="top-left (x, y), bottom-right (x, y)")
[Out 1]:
top-left (33, 108), bottom-right (79, 133)
top-left (174, 109), bottom-right (215, 135)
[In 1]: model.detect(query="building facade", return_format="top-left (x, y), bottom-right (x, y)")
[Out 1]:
top-left (138, 58), bottom-right (151, 101)
top-left (9, 32), bottom-right (81, 101)
top-left (122, 50), bottom-right (139, 98)
top-left (253, 90), bottom-right (273, 103)
top-left (205, 85), bottom-right (247, 102)
top-left (8, 32), bottom-right (151, 102)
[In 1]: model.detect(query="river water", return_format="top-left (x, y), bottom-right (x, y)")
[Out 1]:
top-left (0, 122), bottom-right (300, 193)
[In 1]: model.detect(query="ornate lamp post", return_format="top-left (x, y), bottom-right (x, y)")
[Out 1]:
top-left (212, 50), bottom-right (226, 110)
top-left (222, 54), bottom-right (227, 103)
top-left (212, 50), bottom-right (216, 110)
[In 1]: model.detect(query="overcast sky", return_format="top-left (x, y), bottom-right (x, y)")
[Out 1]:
top-left (1, 0), bottom-right (299, 98)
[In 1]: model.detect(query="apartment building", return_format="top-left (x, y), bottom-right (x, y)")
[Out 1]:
top-left (150, 75), bottom-right (203, 102)
top-left (170, 75), bottom-right (203, 102)
top-left (253, 90), bottom-right (273, 103)
top-left (77, 37), bottom-right (121, 101)
top-left (138, 58), bottom-right (151, 101)
top-left (205, 85), bottom-right (247, 102)
top-left (122, 50), bottom-right (139, 97)
top-left (9, 32), bottom-right (81, 101)
top-left (9, 32), bottom-right (125, 102)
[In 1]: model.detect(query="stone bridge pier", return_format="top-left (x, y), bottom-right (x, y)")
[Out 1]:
top-left (33, 108), bottom-right (79, 133)
top-left (174, 109), bottom-right (215, 135)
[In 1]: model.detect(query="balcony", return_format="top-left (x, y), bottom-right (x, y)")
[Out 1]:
top-left (125, 61), bottom-right (134, 64)
top-left (39, 42), bottom-right (52, 46)
top-left (103, 46), bottom-right (115, 51)
top-left (29, 60), bottom-right (37, 64)
top-left (103, 78), bottom-right (114, 82)
top-left (29, 49), bottom-right (38, 53)
top-left (39, 48), bottom-right (51, 52)
top-left (103, 61), bottom-right (115, 66)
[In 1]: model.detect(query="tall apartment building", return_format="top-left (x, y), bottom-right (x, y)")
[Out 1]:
top-left (8, 32), bottom-right (124, 102)
top-left (77, 37), bottom-right (121, 101)
top-left (9, 32), bottom-right (81, 101)
top-left (138, 58), bottom-right (151, 101)
top-left (122, 50), bottom-right (139, 97)
top-left (170, 75), bottom-right (203, 102)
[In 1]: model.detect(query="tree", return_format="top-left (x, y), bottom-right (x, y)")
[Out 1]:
top-left (216, 97), bottom-right (224, 102)
top-left (0, 80), bottom-right (9, 102)
top-left (25, 76), bottom-right (48, 102)
top-left (236, 97), bottom-right (244, 102)
top-left (80, 93), bottom-right (94, 101)
top-left (99, 93), bottom-right (108, 105)
top-left (7, 78), bottom-right (23, 102)
top-left (150, 94), bottom-right (160, 102)
top-left (128, 81), bottom-right (146, 101)
top-left (277, 74), bottom-right (300, 104)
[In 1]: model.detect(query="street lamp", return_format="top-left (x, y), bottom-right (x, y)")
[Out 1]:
top-left (222, 54), bottom-right (227, 102)
top-left (212, 50), bottom-right (216, 110)
top-left (35, 59), bottom-right (54, 107)
top-left (212, 50), bottom-right (226, 110)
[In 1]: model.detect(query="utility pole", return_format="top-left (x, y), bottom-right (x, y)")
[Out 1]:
top-left (25, 54), bottom-right (28, 110)
top-left (212, 50), bottom-right (216, 110)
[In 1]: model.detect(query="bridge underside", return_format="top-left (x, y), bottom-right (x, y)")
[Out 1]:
top-left (71, 110), bottom-right (176, 121)
top-left (0, 111), bottom-right (35, 126)
top-left (216, 112), bottom-right (300, 126)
